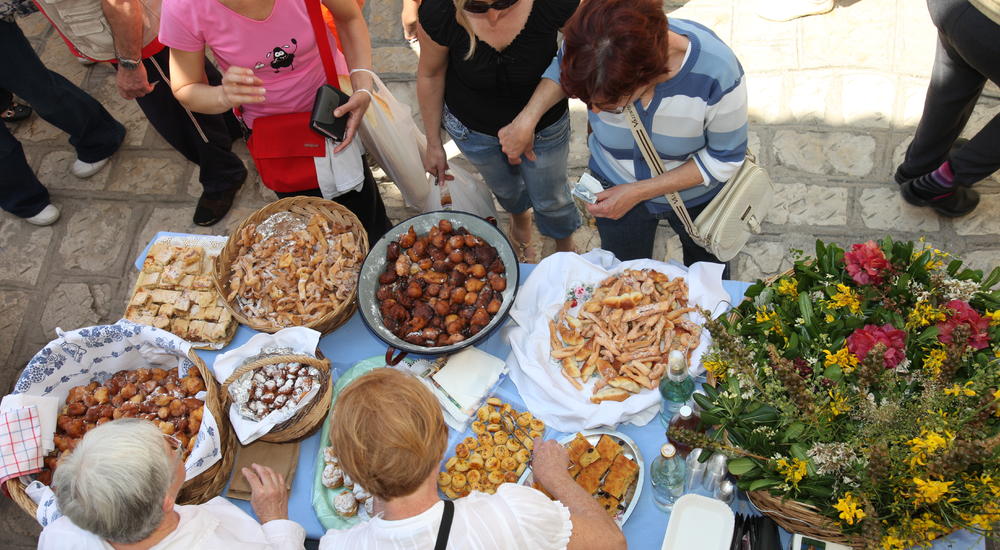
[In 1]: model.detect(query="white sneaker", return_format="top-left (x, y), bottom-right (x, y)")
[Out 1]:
top-left (757, 0), bottom-right (835, 21)
top-left (24, 204), bottom-right (60, 226)
top-left (70, 157), bottom-right (110, 178)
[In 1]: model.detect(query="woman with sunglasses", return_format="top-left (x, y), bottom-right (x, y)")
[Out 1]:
top-left (501, 0), bottom-right (748, 275)
top-left (416, 0), bottom-right (581, 263)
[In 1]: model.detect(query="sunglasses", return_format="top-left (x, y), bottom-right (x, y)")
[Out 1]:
top-left (462, 0), bottom-right (519, 14)
top-left (164, 434), bottom-right (184, 460)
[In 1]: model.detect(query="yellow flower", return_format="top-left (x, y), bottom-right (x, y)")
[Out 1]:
top-left (912, 477), bottom-right (953, 506)
top-left (755, 308), bottom-right (783, 335)
top-left (703, 359), bottom-right (726, 381)
top-left (828, 389), bottom-right (849, 416)
top-left (824, 313), bottom-right (835, 323)
top-left (943, 382), bottom-right (976, 397)
top-left (881, 534), bottom-right (907, 550)
top-left (910, 513), bottom-right (947, 542)
top-left (906, 300), bottom-right (946, 329)
top-left (775, 278), bottom-right (798, 297)
top-left (993, 388), bottom-right (1000, 417)
top-left (834, 492), bottom-right (866, 525)
top-left (823, 346), bottom-right (860, 374)
top-left (984, 310), bottom-right (1000, 326)
top-left (922, 347), bottom-right (947, 377)
top-left (828, 284), bottom-right (861, 314)
top-left (776, 457), bottom-right (808, 488)
top-left (907, 429), bottom-right (951, 468)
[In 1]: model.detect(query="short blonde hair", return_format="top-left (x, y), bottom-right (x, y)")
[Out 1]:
top-left (329, 368), bottom-right (447, 500)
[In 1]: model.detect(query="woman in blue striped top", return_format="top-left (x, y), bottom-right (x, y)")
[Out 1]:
top-left (498, 0), bottom-right (748, 274)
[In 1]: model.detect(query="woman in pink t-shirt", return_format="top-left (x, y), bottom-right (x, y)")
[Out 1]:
top-left (160, 0), bottom-right (390, 244)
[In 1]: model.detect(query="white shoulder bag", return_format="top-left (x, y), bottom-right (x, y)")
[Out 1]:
top-left (624, 104), bottom-right (774, 262)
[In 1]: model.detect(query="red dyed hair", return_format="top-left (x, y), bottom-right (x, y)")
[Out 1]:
top-left (559, 0), bottom-right (671, 106)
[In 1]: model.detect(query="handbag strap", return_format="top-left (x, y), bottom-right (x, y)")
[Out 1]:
top-left (303, 0), bottom-right (339, 87)
top-left (623, 104), bottom-right (705, 245)
top-left (434, 500), bottom-right (455, 550)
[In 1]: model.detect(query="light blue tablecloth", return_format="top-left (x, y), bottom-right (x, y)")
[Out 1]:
top-left (137, 240), bottom-right (984, 550)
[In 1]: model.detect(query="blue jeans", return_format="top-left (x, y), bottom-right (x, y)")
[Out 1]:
top-left (591, 172), bottom-right (730, 279)
top-left (0, 21), bottom-right (125, 217)
top-left (442, 107), bottom-right (580, 240)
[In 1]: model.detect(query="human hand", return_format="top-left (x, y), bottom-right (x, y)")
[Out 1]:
top-left (586, 183), bottom-right (641, 220)
top-left (497, 117), bottom-right (536, 165)
top-left (401, 0), bottom-right (420, 42)
top-left (530, 438), bottom-right (571, 491)
top-left (332, 90), bottom-right (371, 153)
top-left (243, 464), bottom-right (288, 523)
top-left (220, 66), bottom-right (265, 109)
top-left (115, 63), bottom-right (155, 100)
top-left (423, 142), bottom-right (453, 183)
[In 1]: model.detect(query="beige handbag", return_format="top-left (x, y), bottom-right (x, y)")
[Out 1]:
top-left (624, 104), bottom-right (773, 262)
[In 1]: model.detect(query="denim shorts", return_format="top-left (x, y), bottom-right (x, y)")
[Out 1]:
top-left (442, 106), bottom-right (581, 240)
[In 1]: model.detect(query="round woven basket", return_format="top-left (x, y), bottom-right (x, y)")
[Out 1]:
top-left (213, 196), bottom-right (369, 334)
top-left (748, 490), bottom-right (865, 548)
top-left (222, 350), bottom-right (333, 443)
top-left (4, 349), bottom-right (236, 517)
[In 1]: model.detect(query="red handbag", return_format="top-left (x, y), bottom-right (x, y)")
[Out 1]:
top-left (245, 0), bottom-right (341, 193)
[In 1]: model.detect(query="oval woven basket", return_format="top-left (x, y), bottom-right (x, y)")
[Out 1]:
top-left (213, 196), bottom-right (369, 334)
top-left (4, 349), bottom-right (237, 518)
top-left (748, 490), bottom-right (865, 548)
top-left (222, 350), bottom-right (333, 443)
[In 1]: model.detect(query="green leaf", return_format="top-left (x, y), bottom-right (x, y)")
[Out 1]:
top-left (790, 443), bottom-right (809, 461)
top-left (783, 422), bottom-right (805, 441)
top-left (823, 365), bottom-right (843, 382)
top-left (947, 259), bottom-right (963, 276)
top-left (801, 483), bottom-right (834, 499)
top-left (798, 292), bottom-right (813, 326)
top-left (701, 383), bottom-right (720, 401)
top-left (744, 404), bottom-right (780, 424)
top-left (748, 478), bottom-right (782, 492)
top-left (693, 393), bottom-right (715, 412)
top-left (982, 266), bottom-right (1000, 290)
top-left (728, 458), bottom-right (758, 476)
top-left (699, 411), bottom-right (722, 426)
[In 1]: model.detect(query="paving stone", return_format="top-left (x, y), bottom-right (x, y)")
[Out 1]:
top-left (960, 249), bottom-right (1000, 279)
top-left (960, 100), bottom-right (1000, 141)
top-left (12, 112), bottom-right (66, 143)
top-left (0, 218), bottom-right (53, 285)
top-left (747, 131), bottom-right (761, 160)
top-left (0, 497), bottom-right (41, 549)
top-left (787, 71), bottom-right (836, 124)
top-left (16, 12), bottom-right (53, 39)
top-left (38, 31), bottom-right (88, 86)
top-left (667, 0), bottom-right (733, 44)
top-left (953, 193), bottom-right (1000, 236)
top-left (0, 290), bottom-right (32, 369)
top-left (88, 74), bottom-right (150, 147)
top-left (368, 0), bottom-right (402, 42)
top-left (730, 1), bottom-right (797, 72)
top-left (858, 187), bottom-right (940, 233)
top-left (841, 72), bottom-right (896, 128)
top-left (40, 282), bottom-right (107, 335)
top-left (733, 239), bottom-right (798, 282)
top-left (568, 100), bottom-right (590, 170)
top-left (58, 202), bottom-right (132, 272)
top-left (37, 150), bottom-right (112, 190)
top-left (373, 46), bottom-right (418, 76)
top-left (897, 76), bottom-right (929, 129)
top-left (772, 130), bottom-right (875, 177)
top-left (799, 0), bottom-right (895, 72)
top-left (768, 183), bottom-right (847, 226)
top-left (893, 2), bottom-right (936, 77)
top-left (746, 73), bottom-right (785, 123)
top-left (107, 155), bottom-right (187, 194)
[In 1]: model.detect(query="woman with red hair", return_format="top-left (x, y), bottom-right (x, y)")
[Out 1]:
top-left (501, 0), bottom-right (748, 274)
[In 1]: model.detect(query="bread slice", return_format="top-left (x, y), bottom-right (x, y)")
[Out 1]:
top-left (589, 386), bottom-right (630, 404)
top-left (607, 376), bottom-right (642, 394)
top-left (603, 454), bottom-right (639, 499)
top-left (595, 434), bottom-right (623, 461)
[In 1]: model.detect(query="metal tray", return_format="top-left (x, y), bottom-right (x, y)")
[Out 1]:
top-left (518, 428), bottom-right (644, 526)
top-left (356, 211), bottom-right (520, 360)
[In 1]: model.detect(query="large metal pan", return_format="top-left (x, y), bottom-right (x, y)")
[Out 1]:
top-left (357, 211), bottom-right (520, 364)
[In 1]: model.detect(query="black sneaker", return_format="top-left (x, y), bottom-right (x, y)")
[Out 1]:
top-left (194, 184), bottom-right (242, 226)
top-left (894, 138), bottom-right (969, 185)
top-left (900, 178), bottom-right (979, 217)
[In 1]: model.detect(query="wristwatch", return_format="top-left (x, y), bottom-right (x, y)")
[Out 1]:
top-left (117, 56), bottom-right (142, 70)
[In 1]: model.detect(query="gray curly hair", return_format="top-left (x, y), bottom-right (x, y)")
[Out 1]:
top-left (53, 419), bottom-right (177, 543)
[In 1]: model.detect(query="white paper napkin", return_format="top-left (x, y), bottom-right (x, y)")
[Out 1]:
top-left (1, 395), bottom-right (59, 454)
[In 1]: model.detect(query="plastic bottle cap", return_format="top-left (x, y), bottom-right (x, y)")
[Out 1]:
top-left (679, 405), bottom-right (693, 418)
top-left (660, 443), bottom-right (676, 458)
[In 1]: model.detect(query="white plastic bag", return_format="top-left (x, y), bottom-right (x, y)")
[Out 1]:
top-left (426, 164), bottom-right (499, 219)
top-left (343, 74), bottom-right (434, 210)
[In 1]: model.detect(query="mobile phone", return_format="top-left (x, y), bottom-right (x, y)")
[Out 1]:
top-left (310, 84), bottom-right (352, 141)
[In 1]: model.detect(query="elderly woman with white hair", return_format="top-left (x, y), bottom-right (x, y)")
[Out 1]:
top-left (37, 419), bottom-right (305, 549)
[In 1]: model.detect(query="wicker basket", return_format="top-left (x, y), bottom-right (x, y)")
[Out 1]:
top-left (213, 197), bottom-right (369, 334)
top-left (222, 350), bottom-right (333, 443)
top-left (748, 490), bottom-right (865, 548)
top-left (4, 349), bottom-right (236, 517)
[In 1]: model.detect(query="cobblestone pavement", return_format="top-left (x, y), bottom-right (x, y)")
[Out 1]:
top-left (2, 0), bottom-right (999, 546)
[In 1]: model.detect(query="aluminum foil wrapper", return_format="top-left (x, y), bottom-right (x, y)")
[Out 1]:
top-left (228, 346), bottom-right (318, 423)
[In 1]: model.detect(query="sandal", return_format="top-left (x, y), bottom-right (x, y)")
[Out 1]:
top-left (1, 103), bottom-right (32, 123)
top-left (512, 238), bottom-right (539, 264)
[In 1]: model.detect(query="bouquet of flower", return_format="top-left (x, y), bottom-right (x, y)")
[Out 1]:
top-left (678, 238), bottom-right (1000, 549)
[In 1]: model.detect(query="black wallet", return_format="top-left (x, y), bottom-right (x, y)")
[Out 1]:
top-left (310, 84), bottom-right (352, 142)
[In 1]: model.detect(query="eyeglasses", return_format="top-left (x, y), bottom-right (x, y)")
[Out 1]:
top-left (462, 0), bottom-right (519, 14)
top-left (164, 434), bottom-right (184, 460)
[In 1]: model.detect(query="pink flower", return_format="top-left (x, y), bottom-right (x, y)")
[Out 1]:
top-left (938, 300), bottom-right (990, 350)
top-left (844, 241), bottom-right (890, 286)
top-left (847, 324), bottom-right (907, 368)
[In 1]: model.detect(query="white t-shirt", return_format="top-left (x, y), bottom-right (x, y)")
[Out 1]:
top-left (37, 497), bottom-right (305, 550)
top-left (319, 484), bottom-right (573, 550)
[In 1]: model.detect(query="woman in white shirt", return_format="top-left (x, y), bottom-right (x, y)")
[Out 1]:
top-left (37, 419), bottom-right (304, 550)
top-left (320, 368), bottom-right (626, 550)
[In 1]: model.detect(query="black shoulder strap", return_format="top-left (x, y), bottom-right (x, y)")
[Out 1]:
top-left (434, 500), bottom-right (455, 550)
